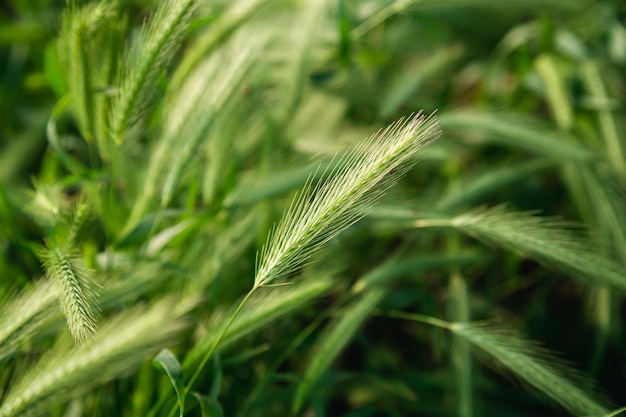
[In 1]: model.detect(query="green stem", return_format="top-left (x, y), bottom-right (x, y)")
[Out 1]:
top-left (376, 309), bottom-right (453, 330)
top-left (235, 304), bottom-right (329, 417)
top-left (352, 0), bottom-right (424, 40)
top-left (167, 287), bottom-right (257, 417)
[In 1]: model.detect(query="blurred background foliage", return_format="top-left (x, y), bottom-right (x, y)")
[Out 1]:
top-left (1, 0), bottom-right (626, 416)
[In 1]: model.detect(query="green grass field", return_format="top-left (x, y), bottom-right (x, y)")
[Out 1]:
top-left (1, 1), bottom-right (626, 416)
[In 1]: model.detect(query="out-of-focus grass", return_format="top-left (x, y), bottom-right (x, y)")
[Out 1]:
top-left (1, 1), bottom-right (625, 416)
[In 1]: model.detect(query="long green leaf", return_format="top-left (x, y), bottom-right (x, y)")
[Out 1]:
top-left (153, 349), bottom-right (185, 417)
top-left (292, 286), bottom-right (387, 414)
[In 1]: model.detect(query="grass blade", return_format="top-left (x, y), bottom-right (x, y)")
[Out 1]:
top-left (153, 349), bottom-right (185, 417)
top-left (580, 60), bottom-right (625, 175)
top-left (437, 158), bottom-right (555, 210)
top-left (448, 273), bottom-right (474, 417)
top-left (292, 286), bottom-right (388, 414)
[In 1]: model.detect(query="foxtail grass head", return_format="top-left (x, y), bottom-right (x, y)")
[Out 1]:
top-left (254, 111), bottom-right (441, 288)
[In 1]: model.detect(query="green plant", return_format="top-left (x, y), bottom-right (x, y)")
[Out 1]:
top-left (1, 0), bottom-right (625, 416)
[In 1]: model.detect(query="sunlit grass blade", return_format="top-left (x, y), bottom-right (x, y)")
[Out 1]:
top-left (110, 0), bottom-right (198, 144)
top-left (255, 112), bottom-right (440, 287)
top-left (225, 163), bottom-right (305, 205)
top-left (153, 349), bottom-right (185, 417)
top-left (351, 0), bottom-right (425, 40)
top-left (535, 54), bottom-right (574, 131)
top-left (224, 159), bottom-right (341, 208)
top-left (580, 60), bottom-right (625, 175)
